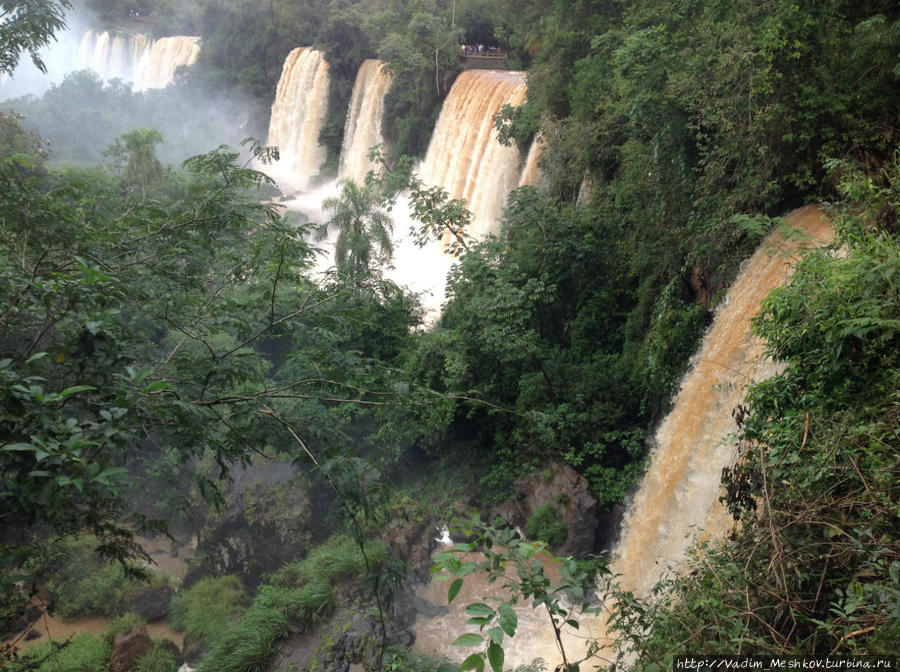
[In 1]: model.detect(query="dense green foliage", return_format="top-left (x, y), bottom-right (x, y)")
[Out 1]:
top-left (8, 632), bottom-right (111, 672)
top-left (6, 614), bottom-right (178, 672)
top-left (23, 535), bottom-right (166, 618)
top-left (133, 643), bottom-right (179, 672)
top-left (524, 503), bottom-right (567, 548)
top-left (0, 115), bottom-right (418, 583)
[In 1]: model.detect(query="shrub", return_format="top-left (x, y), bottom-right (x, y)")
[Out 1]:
top-left (134, 643), bottom-right (179, 672)
top-left (10, 632), bottom-right (111, 672)
top-left (270, 534), bottom-right (383, 588)
top-left (103, 612), bottom-right (147, 645)
top-left (384, 647), bottom-right (459, 672)
top-left (525, 503), bottom-right (567, 547)
top-left (168, 575), bottom-right (249, 650)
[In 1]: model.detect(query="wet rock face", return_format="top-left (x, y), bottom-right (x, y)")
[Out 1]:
top-left (127, 585), bottom-right (175, 622)
top-left (382, 516), bottom-right (432, 574)
top-left (185, 460), bottom-right (312, 588)
top-left (262, 607), bottom-right (414, 672)
top-left (500, 463), bottom-right (600, 556)
top-left (110, 623), bottom-right (153, 672)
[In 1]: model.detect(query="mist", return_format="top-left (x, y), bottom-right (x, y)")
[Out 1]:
top-left (0, 15), bottom-right (269, 168)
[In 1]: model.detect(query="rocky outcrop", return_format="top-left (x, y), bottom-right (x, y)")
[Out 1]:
top-left (126, 585), bottom-right (175, 622)
top-left (381, 516), bottom-right (433, 575)
top-left (262, 605), bottom-right (415, 672)
top-left (110, 623), bottom-right (153, 672)
top-left (496, 463), bottom-right (599, 556)
top-left (185, 459), bottom-right (312, 588)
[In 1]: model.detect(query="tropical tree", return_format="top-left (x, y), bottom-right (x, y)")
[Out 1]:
top-left (104, 127), bottom-right (165, 198)
top-left (0, 0), bottom-right (70, 75)
top-left (0, 129), bottom-right (418, 597)
top-left (315, 178), bottom-right (394, 278)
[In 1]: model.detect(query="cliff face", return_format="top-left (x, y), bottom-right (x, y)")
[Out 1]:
top-left (185, 460), bottom-right (313, 589)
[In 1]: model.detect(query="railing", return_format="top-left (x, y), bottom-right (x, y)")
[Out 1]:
top-left (461, 52), bottom-right (508, 70)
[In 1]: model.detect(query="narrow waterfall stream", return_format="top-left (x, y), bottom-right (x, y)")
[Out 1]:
top-left (412, 205), bottom-right (833, 669)
top-left (339, 59), bottom-right (394, 184)
top-left (611, 205), bottom-right (832, 597)
top-left (266, 47), bottom-right (330, 191)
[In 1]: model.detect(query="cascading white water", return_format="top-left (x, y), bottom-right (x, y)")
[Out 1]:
top-left (266, 47), bottom-right (330, 191)
top-left (418, 69), bottom-right (527, 239)
top-left (518, 134), bottom-right (544, 188)
top-left (339, 59), bottom-right (394, 184)
top-left (412, 205), bottom-right (834, 668)
top-left (75, 31), bottom-right (198, 90)
top-left (89, 31), bottom-right (111, 75)
top-left (132, 36), bottom-right (200, 91)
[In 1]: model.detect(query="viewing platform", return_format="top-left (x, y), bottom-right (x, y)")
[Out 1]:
top-left (461, 48), bottom-right (508, 70)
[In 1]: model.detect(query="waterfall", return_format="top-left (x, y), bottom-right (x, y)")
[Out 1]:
top-left (266, 47), bottom-right (330, 191)
top-left (518, 134), bottom-right (544, 188)
top-left (75, 31), bottom-right (198, 90)
top-left (90, 31), bottom-right (111, 75)
top-left (133, 36), bottom-right (201, 91)
top-left (418, 70), bottom-right (527, 239)
top-left (412, 205), bottom-right (833, 668)
top-left (339, 59), bottom-right (394, 184)
top-left (610, 205), bottom-right (832, 596)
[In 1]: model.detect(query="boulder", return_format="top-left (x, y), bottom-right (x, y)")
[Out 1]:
top-left (126, 585), bottom-right (174, 622)
top-left (501, 463), bottom-right (599, 556)
top-left (382, 516), bottom-right (432, 574)
top-left (110, 623), bottom-right (153, 672)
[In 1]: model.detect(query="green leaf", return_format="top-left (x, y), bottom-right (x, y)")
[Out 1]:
top-left (143, 380), bottom-right (174, 392)
top-left (25, 352), bottom-right (48, 364)
top-left (498, 602), bottom-right (517, 636)
top-left (465, 603), bottom-right (495, 617)
top-left (95, 466), bottom-right (129, 486)
top-left (487, 641), bottom-right (504, 672)
top-left (3, 443), bottom-right (36, 452)
top-left (452, 633), bottom-right (484, 647)
top-left (448, 577), bottom-right (463, 603)
top-left (465, 616), bottom-right (492, 627)
top-left (459, 653), bottom-right (485, 672)
top-left (60, 385), bottom-right (97, 397)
